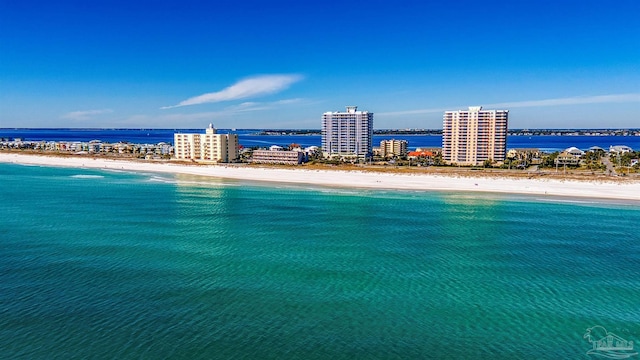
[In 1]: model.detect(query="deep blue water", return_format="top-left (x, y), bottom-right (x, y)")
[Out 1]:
top-left (2, 128), bottom-right (640, 152)
top-left (1, 163), bottom-right (639, 359)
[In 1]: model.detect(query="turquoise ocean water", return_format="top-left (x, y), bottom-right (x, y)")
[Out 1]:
top-left (1, 163), bottom-right (639, 359)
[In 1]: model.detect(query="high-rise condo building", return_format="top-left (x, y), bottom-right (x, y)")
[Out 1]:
top-left (174, 124), bottom-right (239, 162)
top-left (442, 106), bottom-right (508, 165)
top-left (321, 106), bottom-right (373, 159)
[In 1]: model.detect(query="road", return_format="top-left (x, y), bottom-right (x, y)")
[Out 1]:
top-left (601, 156), bottom-right (617, 176)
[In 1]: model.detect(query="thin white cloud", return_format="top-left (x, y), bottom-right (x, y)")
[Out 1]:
top-left (226, 98), bottom-right (304, 113)
top-left (377, 107), bottom-right (450, 116)
top-left (61, 109), bottom-right (113, 121)
top-left (272, 98), bottom-right (304, 105)
top-left (236, 102), bottom-right (260, 108)
top-left (126, 98), bottom-right (307, 127)
top-left (161, 74), bottom-right (303, 109)
top-left (377, 93), bottom-right (640, 116)
top-left (485, 93), bottom-right (640, 109)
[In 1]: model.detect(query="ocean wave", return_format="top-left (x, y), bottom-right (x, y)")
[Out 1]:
top-left (70, 174), bottom-right (105, 179)
top-left (147, 176), bottom-right (176, 184)
top-left (175, 180), bottom-right (240, 187)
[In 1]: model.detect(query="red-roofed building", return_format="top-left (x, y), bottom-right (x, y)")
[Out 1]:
top-left (408, 150), bottom-right (434, 159)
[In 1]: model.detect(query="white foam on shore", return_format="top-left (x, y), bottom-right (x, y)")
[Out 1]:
top-left (2, 153), bottom-right (640, 203)
top-left (535, 198), bottom-right (599, 204)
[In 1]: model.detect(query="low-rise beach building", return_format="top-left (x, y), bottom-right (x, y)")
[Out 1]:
top-left (587, 146), bottom-right (605, 153)
top-left (88, 140), bottom-right (101, 153)
top-left (378, 139), bottom-right (408, 158)
top-left (407, 150), bottom-right (434, 159)
top-left (609, 145), bottom-right (633, 154)
top-left (0, 138), bottom-right (171, 157)
top-left (555, 149), bottom-right (582, 166)
top-left (564, 146), bottom-right (585, 157)
top-left (252, 149), bottom-right (306, 165)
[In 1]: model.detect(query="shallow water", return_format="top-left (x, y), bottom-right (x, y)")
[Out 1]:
top-left (1, 163), bottom-right (639, 359)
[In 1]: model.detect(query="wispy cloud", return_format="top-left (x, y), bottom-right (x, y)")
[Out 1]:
top-left (225, 98), bottom-right (305, 112)
top-left (161, 74), bottom-right (303, 109)
top-left (272, 98), bottom-right (304, 106)
top-left (377, 107), bottom-right (449, 117)
top-left (484, 93), bottom-right (640, 109)
top-left (61, 109), bottom-right (113, 120)
top-left (377, 93), bottom-right (640, 117)
top-left (127, 98), bottom-right (307, 127)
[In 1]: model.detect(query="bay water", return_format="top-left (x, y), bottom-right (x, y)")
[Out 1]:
top-left (1, 163), bottom-right (639, 359)
top-left (3, 128), bottom-right (640, 152)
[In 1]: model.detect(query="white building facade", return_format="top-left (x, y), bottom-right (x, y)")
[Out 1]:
top-left (322, 106), bottom-right (373, 159)
top-left (442, 106), bottom-right (508, 165)
top-left (174, 124), bottom-right (239, 162)
top-left (252, 150), bottom-right (306, 165)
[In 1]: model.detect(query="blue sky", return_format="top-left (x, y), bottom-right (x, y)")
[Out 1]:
top-left (1, 0), bottom-right (638, 129)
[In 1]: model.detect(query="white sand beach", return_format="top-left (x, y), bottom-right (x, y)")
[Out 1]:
top-left (2, 153), bottom-right (640, 201)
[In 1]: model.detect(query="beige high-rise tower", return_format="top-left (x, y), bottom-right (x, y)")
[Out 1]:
top-left (442, 106), bottom-right (508, 165)
top-left (174, 124), bottom-right (238, 162)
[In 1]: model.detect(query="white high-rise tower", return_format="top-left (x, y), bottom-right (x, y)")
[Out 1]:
top-left (321, 106), bottom-right (373, 159)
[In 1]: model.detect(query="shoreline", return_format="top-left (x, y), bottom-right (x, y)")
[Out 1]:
top-left (2, 152), bottom-right (640, 202)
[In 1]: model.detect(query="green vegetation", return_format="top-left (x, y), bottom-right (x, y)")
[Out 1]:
top-left (611, 150), bottom-right (640, 174)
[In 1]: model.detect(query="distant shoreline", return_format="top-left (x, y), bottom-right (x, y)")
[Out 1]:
top-left (2, 153), bottom-right (640, 202)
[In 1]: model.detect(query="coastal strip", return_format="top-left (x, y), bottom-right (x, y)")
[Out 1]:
top-left (2, 153), bottom-right (640, 202)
